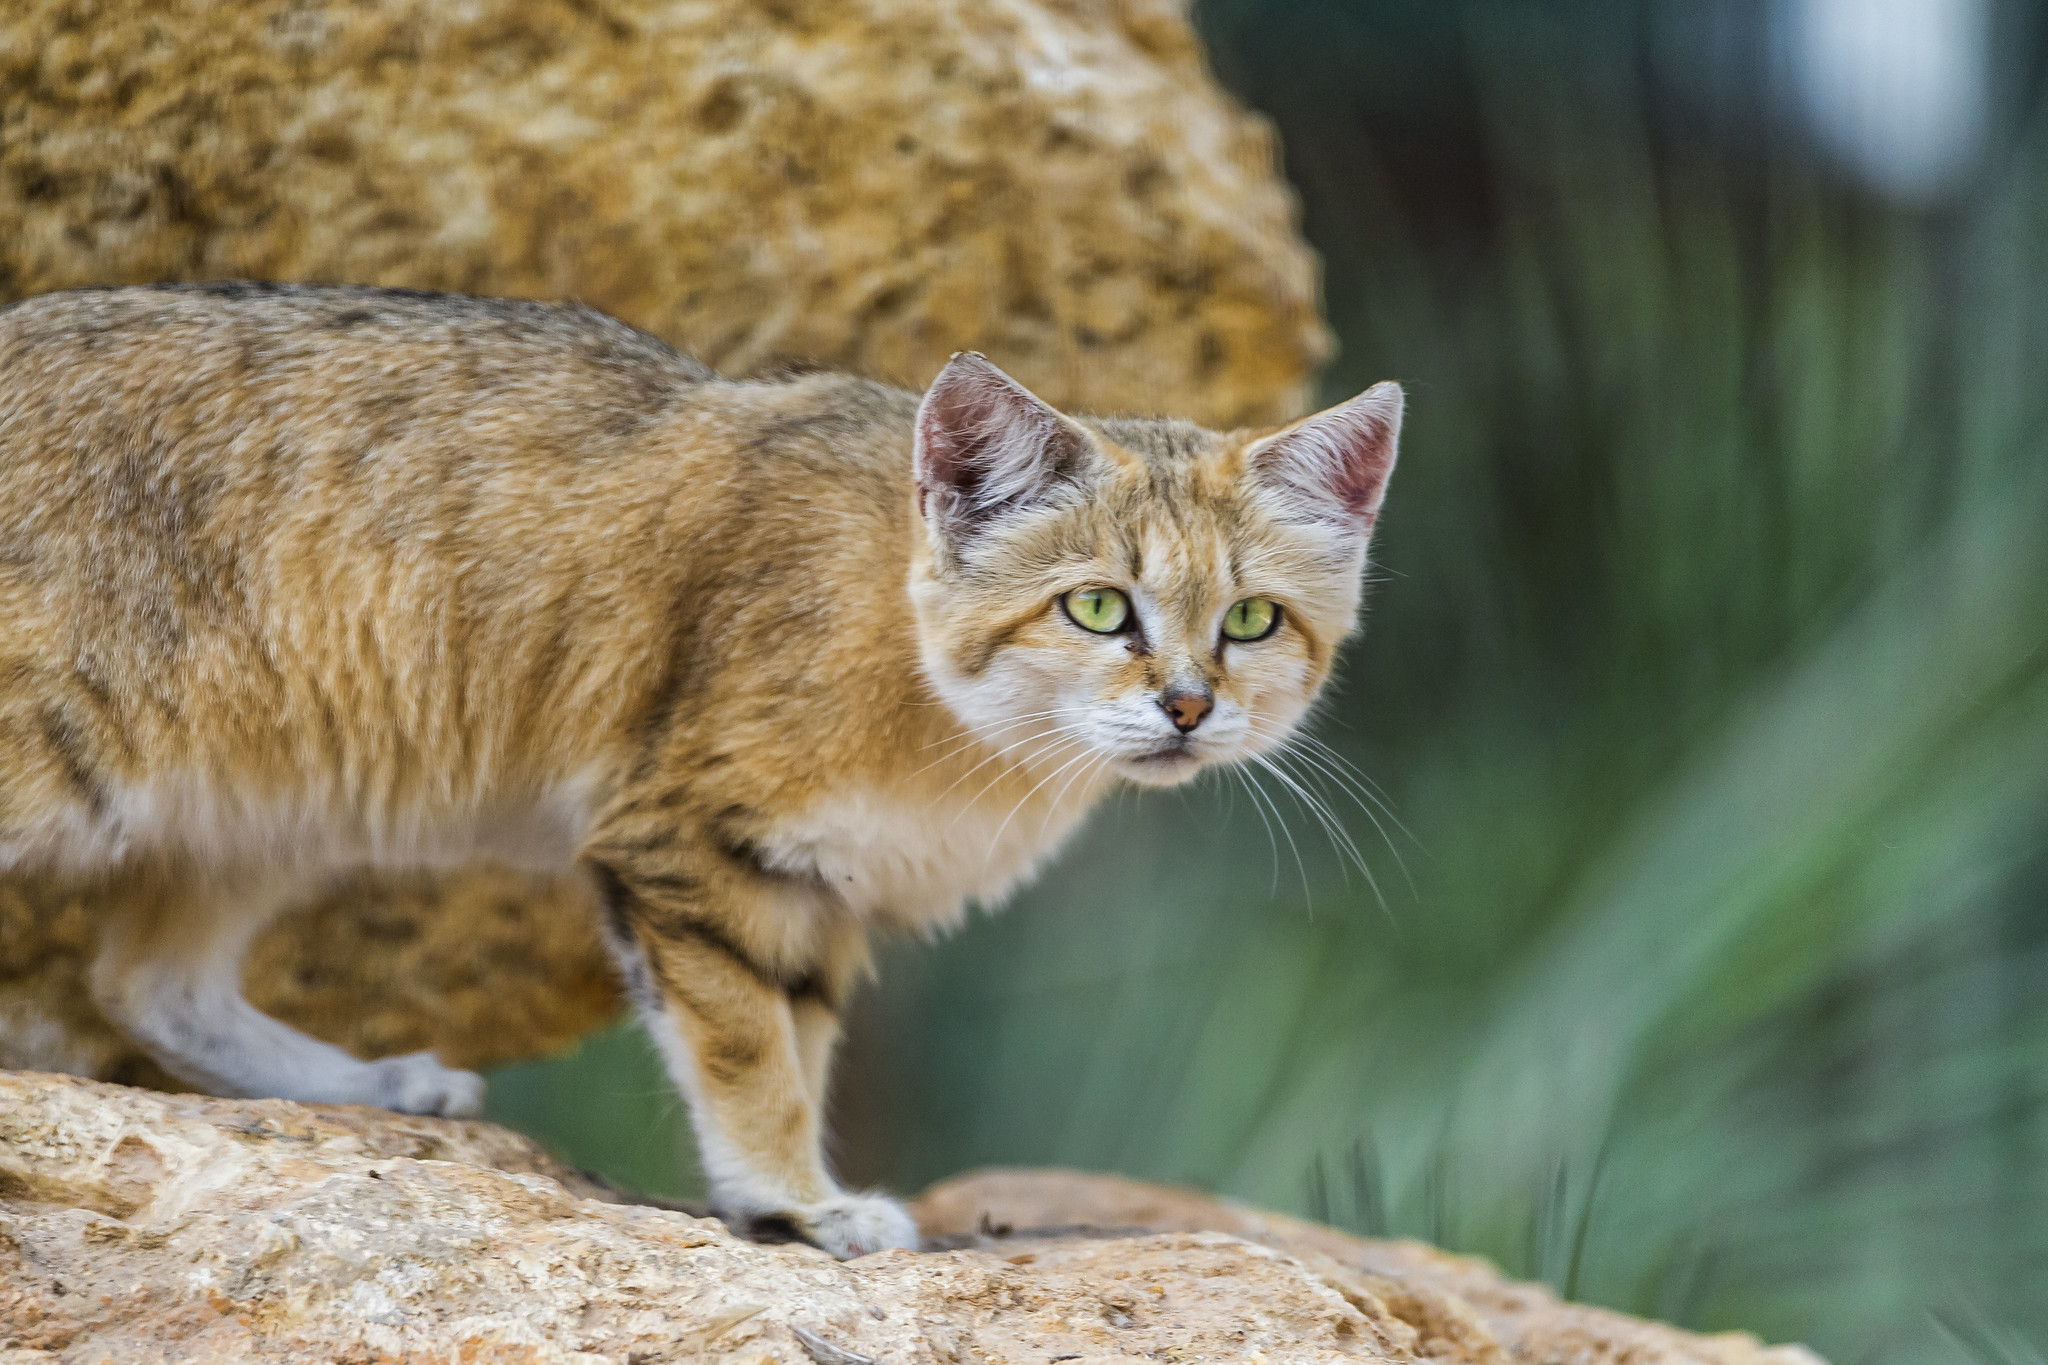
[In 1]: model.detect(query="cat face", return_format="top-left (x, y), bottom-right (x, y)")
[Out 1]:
top-left (909, 354), bottom-right (1399, 789)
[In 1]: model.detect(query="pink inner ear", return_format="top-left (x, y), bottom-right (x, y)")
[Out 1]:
top-left (914, 354), bottom-right (1085, 523)
top-left (1255, 383), bottom-right (1402, 526)
top-left (915, 367), bottom-right (1009, 500)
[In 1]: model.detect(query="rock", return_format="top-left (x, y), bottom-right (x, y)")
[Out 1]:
top-left (915, 1171), bottom-right (1829, 1365)
top-left (0, 0), bottom-right (1330, 1087)
top-left (0, 0), bottom-right (1326, 426)
top-left (0, 1072), bottom-right (1824, 1364)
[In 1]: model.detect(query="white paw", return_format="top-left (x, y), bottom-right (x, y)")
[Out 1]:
top-left (797, 1191), bottom-right (921, 1259)
top-left (370, 1051), bottom-right (486, 1117)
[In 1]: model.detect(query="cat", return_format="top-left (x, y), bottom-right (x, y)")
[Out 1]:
top-left (0, 282), bottom-right (1400, 1257)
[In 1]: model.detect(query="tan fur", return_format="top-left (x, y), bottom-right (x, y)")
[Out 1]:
top-left (0, 283), bottom-right (1398, 1256)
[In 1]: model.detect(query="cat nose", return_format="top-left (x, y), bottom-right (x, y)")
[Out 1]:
top-left (1161, 689), bottom-right (1214, 733)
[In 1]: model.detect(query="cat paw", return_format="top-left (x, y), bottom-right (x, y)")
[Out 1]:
top-left (794, 1192), bottom-right (921, 1258)
top-left (370, 1051), bottom-right (486, 1117)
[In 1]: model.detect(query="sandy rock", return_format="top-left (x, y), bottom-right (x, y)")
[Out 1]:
top-left (915, 1170), bottom-right (1831, 1365)
top-left (0, 1072), bottom-right (1823, 1365)
top-left (0, 0), bottom-right (1326, 426)
top-left (0, 0), bottom-right (1330, 1088)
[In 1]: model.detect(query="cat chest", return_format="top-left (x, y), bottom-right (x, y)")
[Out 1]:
top-left (756, 789), bottom-right (1089, 929)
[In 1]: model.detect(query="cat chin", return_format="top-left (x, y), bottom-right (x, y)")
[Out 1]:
top-left (1114, 748), bottom-right (1209, 788)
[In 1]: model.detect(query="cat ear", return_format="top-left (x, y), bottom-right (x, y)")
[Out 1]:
top-left (914, 353), bottom-right (1092, 541)
top-left (1245, 381), bottom-right (1402, 533)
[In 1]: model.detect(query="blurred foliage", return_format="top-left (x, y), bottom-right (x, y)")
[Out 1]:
top-left (485, 2), bottom-right (2048, 1358)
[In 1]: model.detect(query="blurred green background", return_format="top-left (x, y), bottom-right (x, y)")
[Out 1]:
top-left (487, 2), bottom-right (2048, 1358)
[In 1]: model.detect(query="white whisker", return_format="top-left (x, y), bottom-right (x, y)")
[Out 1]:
top-left (1224, 766), bottom-right (1283, 897)
top-left (1233, 761), bottom-right (1311, 909)
top-left (1243, 718), bottom-right (1418, 896)
top-left (1244, 727), bottom-right (1416, 898)
top-left (942, 727), bottom-right (1093, 826)
top-left (1250, 753), bottom-right (1383, 911)
top-left (1283, 729), bottom-right (1418, 846)
top-left (979, 739), bottom-right (1105, 874)
top-left (1285, 748), bottom-right (1415, 897)
top-left (1039, 748), bottom-right (1111, 838)
top-left (916, 708), bottom-right (1100, 821)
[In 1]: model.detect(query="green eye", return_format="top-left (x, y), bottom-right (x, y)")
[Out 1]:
top-left (1063, 587), bottom-right (1131, 634)
top-left (1222, 597), bottom-right (1280, 642)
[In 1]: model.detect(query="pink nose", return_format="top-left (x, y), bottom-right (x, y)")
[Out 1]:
top-left (1162, 691), bottom-right (1214, 733)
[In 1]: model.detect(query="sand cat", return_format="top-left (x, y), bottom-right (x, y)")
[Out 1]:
top-left (0, 283), bottom-right (1400, 1257)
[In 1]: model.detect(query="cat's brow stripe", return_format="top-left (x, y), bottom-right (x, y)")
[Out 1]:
top-left (958, 601), bottom-right (1054, 677)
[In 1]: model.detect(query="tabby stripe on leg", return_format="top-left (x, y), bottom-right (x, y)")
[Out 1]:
top-left (591, 863), bottom-right (829, 1005)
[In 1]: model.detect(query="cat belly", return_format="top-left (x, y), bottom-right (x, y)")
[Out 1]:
top-left (19, 772), bottom-right (599, 878)
top-left (759, 788), bottom-right (1093, 931)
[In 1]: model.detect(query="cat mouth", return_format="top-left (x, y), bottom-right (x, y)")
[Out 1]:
top-left (1119, 740), bottom-right (1202, 782)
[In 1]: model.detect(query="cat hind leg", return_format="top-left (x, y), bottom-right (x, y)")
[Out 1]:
top-left (89, 872), bottom-right (484, 1116)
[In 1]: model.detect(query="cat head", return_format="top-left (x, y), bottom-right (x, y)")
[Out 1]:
top-left (908, 353), bottom-right (1399, 790)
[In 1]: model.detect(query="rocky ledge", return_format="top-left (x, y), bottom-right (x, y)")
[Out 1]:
top-left (0, 1073), bottom-right (1820, 1364)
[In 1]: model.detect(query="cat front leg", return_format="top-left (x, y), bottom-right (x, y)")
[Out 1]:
top-left (789, 988), bottom-right (845, 1118)
top-left (89, 870), bottom-right (484, 1116)
top-left (588, 857), bottom-right (914, 1258)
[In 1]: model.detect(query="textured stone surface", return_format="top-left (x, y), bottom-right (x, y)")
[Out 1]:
top-left (0, 1073), bottom-right (1824, 1364)
top-left (0, 0), bottom-right (1332, 1088)
top-left (0, 0), bottom-right (1327, 425)
top-left (916, 1171), bottom-right (1829, 1365)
